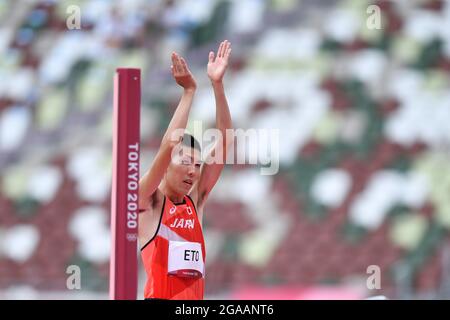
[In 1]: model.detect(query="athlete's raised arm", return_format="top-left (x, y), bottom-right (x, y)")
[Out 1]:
top-left (191, 40), bottom-right (233, 211)
top-left (139, 52), bottom-right (196, 210)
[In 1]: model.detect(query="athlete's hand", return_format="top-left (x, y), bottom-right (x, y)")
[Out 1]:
top-left (171, 52), bottom-right (197, 91)
top-left (207, 40), bottom-right (231, 84)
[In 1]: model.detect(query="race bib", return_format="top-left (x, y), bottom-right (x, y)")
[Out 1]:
top-left (168, 241), bottom-right (204, 279)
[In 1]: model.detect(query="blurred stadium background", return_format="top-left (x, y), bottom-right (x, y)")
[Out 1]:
top-left (1, 0), bottom-right (450, 299)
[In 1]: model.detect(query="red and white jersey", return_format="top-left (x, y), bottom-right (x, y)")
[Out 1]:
top-left (141, 194), bottom-right (206, 300)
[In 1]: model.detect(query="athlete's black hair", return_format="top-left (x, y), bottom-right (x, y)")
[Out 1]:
top-left (181, 133), bottom-right (201, 153)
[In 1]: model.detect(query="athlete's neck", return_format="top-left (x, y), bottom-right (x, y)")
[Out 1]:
top-left (159, 180), bottom-right (185, 204)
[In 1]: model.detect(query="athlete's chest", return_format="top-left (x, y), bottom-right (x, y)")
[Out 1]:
top-left (168, 217), bottom-right (196, 229)
top-left (162, 201), bottom-right (202, 233)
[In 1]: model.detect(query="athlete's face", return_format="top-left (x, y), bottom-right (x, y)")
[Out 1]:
top-left (166, 145), bottom-right (202, 195)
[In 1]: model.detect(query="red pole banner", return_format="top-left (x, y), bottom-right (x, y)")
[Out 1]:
top-left (110, 68), bottom-right (140, 300)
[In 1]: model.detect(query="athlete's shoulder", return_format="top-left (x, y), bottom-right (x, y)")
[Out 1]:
top-left (185, 193), bottom-right (197, 211)
top-left (140, 188), bottom-right (164, 213)
top-left (188, 183), bottom-right (208, 210)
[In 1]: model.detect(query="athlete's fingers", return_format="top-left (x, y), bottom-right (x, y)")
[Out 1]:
top-left (171, 52), bottom-right (180, 73)
top-left (225, 48), bottom-right (231, 60)
top-left (222, 40), bottom-right (229, 57)
top-left (218, 41), bottom-right (224, 58)
top-left (180, 57), bottom-right (189, 74)
top-left (208, 51), bottom-right (215, 63)
top-left (224, 42), bottom-right (231, 59)
top-left (176, 54), bottom-right (184, 74)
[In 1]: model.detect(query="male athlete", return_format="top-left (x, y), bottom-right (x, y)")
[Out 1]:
top-left (138, 40), bottom-right (232, 300)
